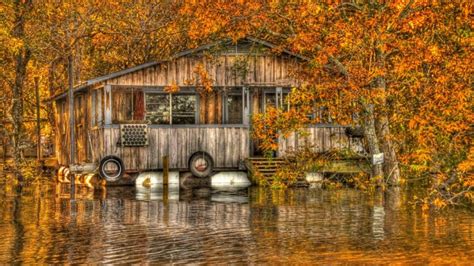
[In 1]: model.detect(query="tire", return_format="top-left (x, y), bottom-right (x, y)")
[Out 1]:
top-left (99, 155), bottom-right (124, 182)
top-left (189, 152), bottom-right (214, 178)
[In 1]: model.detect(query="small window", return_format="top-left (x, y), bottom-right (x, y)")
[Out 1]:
top-left (172, 94), bottom-right (196, 124)
top-left (225, 93), bottom-right (243, 124)
top-left (145, 94), bottom-right (170, 124)
top-left (145, 93), bottom-right (196, 125)
top-left (112, 88), bottom-right (144, 123)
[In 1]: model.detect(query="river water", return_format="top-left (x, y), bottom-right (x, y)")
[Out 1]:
top-left (0, 183), bottom-right (472, 264)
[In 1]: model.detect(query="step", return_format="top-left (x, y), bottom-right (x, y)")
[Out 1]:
top-left (251, 161), bottom-right (285, 165)
top-left (256, 169), bottom-right (278, 172)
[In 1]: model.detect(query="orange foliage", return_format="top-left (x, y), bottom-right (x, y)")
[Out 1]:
top-left (193, 63), bottom-right (214, 95)
top-left (0, 0), bottom-right (471, 204)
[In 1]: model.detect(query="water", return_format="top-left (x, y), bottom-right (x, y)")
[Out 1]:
top-left (0, 183), bottom-right (473, 264)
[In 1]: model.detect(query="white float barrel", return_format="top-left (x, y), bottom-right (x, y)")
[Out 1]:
top-left (210, 171), bottom-right (251, 191)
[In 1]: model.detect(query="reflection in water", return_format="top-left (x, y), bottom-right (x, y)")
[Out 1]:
top-left (0, 184), bottom-right (473, 264)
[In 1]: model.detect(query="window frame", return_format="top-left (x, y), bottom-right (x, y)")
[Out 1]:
top-left (223, 88), bottom-right (244, 124)
top-left (144, 91), bottom-right (198, 125)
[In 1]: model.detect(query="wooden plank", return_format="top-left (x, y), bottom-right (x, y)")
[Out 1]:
top-left (215, 56), bottom-right (225, 86)
top-left (270, 56), bottom-right (277, 84)
top-left (323, 127), bottom-right (331, 151)
top-left (147, 128), bottom-right (156, 169)
top-left (185, 57), bottom-right (192, 85)
top-left (212, 128), bottom-right (218, 164)
top-left (104, 85), bottom-right (112, 125)
top-left (181, 128), bottom-right (188, 168)
top-left (227, 55), bottom-right (236, 86)
top-left (216, 90), bottom-right (222, 124)
top-left (223, 127), bottom-right (230, 167)
top-left (176, 58), bottom-right (183, 86)
top-left (281, 55), bottom-right (288, 80)
top-left (232, 128), bottom-right (240, 168)
top-left (158, 128), bottom-right (166, 168)
top-left (208, 92), bottom-right (216, 123)
top-left (242, 128), bottom-right (249, 161)
top-left (216, 127), bottom-right (225, 167)
top-left (169, 127), bottom-right (178, 168)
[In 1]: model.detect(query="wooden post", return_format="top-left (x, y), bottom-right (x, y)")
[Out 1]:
top-left (162, 155), bottom-right (169, 203)
top-left (34, 77), bottom-right (41, 162)
top-left (68, 55), bottom-right (76, 198)
top-left (163, 155), bottom-right (169, 186)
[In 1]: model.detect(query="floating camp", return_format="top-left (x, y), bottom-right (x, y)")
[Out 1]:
top-left (51, 37), bottom-right (365, 187)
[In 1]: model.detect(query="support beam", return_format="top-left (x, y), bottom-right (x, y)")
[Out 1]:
top-left (34, 77), bottom-right (41, 162)
top-left (68, 55), bottom-right (76, 198)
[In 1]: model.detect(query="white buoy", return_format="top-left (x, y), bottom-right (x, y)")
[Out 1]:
top-left (135, 171), bottom-right (180, 201)
top-left (210, 171), bottom-right (251, 191)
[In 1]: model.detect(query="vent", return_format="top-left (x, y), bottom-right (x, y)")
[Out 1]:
top-left (120, 124), bottom-right (148, 147)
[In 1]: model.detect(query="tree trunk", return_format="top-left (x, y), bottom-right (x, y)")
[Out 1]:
top-left (363, 104), bottom-right (384, 180)
top-left (11, 0), bottom-right (32, 182)
top-left (374, 46), bottom-right (401, 186)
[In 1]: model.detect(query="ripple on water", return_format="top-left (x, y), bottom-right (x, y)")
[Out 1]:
top-left (0, 185), bottom-right (472, 264)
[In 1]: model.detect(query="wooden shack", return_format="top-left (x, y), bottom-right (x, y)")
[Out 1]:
top-left (52, 38), bottom-right (363, 180)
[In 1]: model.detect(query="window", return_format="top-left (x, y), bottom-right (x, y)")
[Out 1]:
top-left (172, 94), bottom-right (196, 124)
top-left (263, 90), bottom-right (289, 112)
top-left (145, 94), bottom-right (170, 124)
top-left (225, 92), bottom-right (243, 124)
top-left (145, 93), bottom-right (196, 124)
top-left (112, 88), bottom-right (144, 123)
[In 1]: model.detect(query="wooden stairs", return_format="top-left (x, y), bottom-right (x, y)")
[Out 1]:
top-left (244, 157), bottom-right (308, 187)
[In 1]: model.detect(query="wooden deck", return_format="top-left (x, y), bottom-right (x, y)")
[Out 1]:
top-left (245, 156), bottom-right (370, 187)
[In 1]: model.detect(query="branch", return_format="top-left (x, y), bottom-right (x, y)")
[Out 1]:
top-left (398, 0), bottom-right (414, 20)
top-left (263, 28), bottom-right (349, 77)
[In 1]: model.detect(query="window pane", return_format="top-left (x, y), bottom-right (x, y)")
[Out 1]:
top-left (145, 94), bottom-right (170, 124)
top-left (172, 116), bottom-right (195, 124)
top-left (227, 94), bottom-right (242, 124)
top-left (282, 93), bottom-right (289, 110)
top-left (172, 94), bottom-right (196, 124)
top-left (264, 93), bottom-right (277, 111)
top-left (111, 88), bottom-right (145, 123)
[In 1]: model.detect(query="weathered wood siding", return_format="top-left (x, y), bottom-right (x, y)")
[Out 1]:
top-left (90, 126), bottom-right (250, 170)
top-left (278, 126), bottom-right (365, 156)
top-left (53, 41), bottom-right (364, 169)
top-left (55, 90), bottom-right (93, 166)
top-left (105, 54), bottom-right (302, 88)
top-left (55, 98), bottom-right (69, 165)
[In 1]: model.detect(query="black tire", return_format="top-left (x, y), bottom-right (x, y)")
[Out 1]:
top-left (189, 152), bottom-right (214, 178)
top-left (99, 155), bottom-right (124, 182)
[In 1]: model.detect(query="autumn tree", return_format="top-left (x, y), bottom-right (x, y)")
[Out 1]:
top-left (177, 1), bottom-right (472, 203)
top-left (0, 0), bottom-right (34, 181)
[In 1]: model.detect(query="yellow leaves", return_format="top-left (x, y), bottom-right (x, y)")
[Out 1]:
top-left (433, 197), bottom-right (447, 209)
top-left (408, 118), bottom-right (417, 129)
top-left (429, 45), bottom-right (441, 58)
top-left (458, 147), bottom-right (474, 174)
top-left (164, 82), bottom-right (180, 93)
top-left (193, 64), bottom-right (214, 95)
